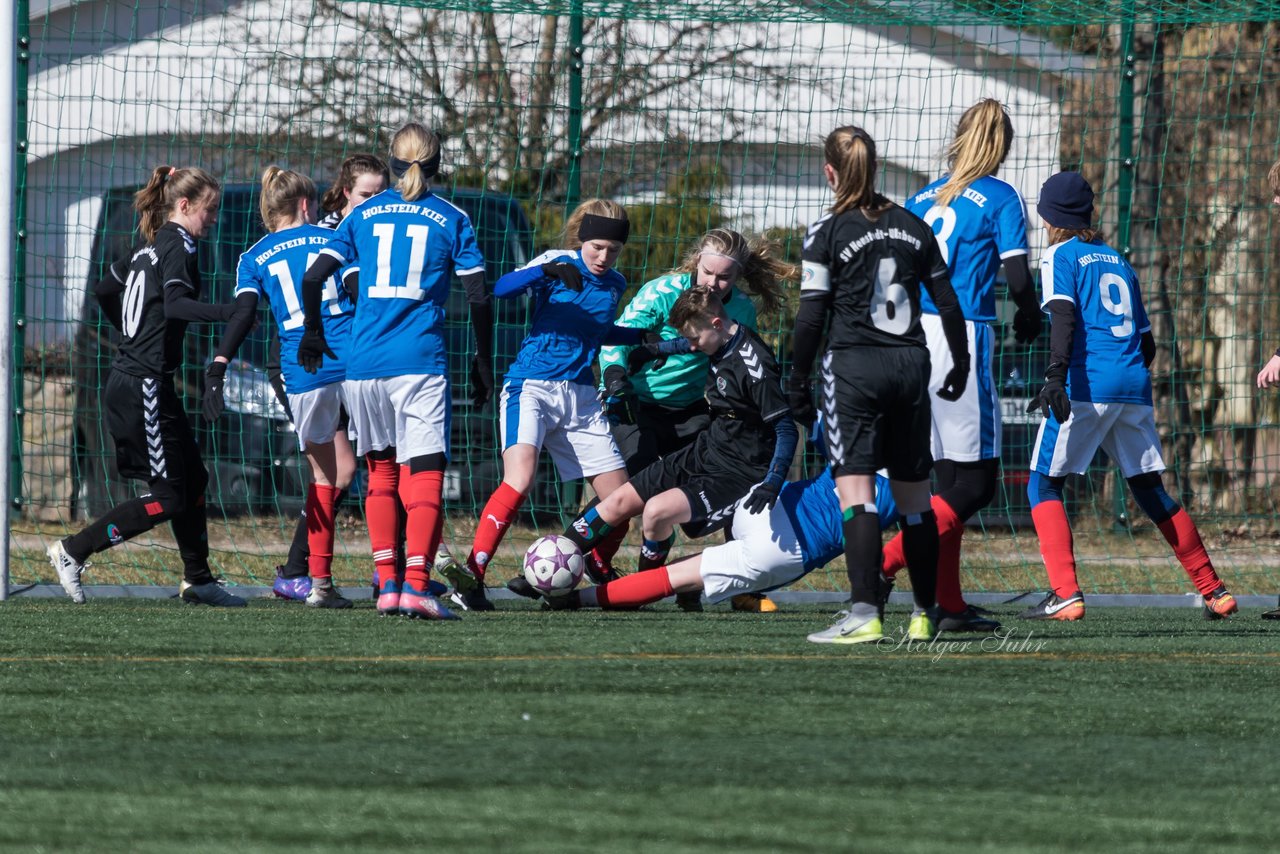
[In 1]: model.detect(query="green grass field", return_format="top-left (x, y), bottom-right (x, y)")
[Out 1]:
top-left (2, 598), bottom-right (1277, 853)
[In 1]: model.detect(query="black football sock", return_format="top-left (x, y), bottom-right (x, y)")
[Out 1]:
top-left (637, 534), bottom-right (675, 571)
top-left (562, 505), bottom-right (614, 553)
top-left (842, 503), bottom-right (881, 606)
top-left (900, 509), bottom-right (939, 610)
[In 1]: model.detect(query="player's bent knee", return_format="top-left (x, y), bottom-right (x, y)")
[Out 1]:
top-left (1127, 472), bottom-right (1179, 524)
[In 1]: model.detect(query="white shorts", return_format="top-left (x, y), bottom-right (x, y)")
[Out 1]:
top-left (1030, 401), bottom-right (1165, 478)
top-left (287, 383), bottom-right (346, 449)
top-left (698, 498), bottom-right (805, 605)
top-left (343, 374), bottom-right (450, 464)
top-left (922, 313), bottom-right (999, 462)
top-left (500, 379), bottom-right (624, 480)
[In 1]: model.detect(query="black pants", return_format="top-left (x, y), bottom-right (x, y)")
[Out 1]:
top-left (611, 398), bottom-right (712, 476)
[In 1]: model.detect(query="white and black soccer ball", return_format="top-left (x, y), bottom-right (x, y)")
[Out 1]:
top-left (522, 534), bottom-right (585, 596)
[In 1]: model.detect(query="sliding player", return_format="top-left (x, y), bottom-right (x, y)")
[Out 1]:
top-left (1022, 171), bottom-right (1237, 621)
top-left (790, 125), bottom-right (970, 645)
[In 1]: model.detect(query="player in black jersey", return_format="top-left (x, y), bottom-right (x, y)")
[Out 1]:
top-left (549, 286), bottom-right (798, 592)
top-left (790, 126), bottom-right (970, 645)
top-left (267, 154), bottom-right (391, 601)
top-left (47, 166), bottom-right (244, 606)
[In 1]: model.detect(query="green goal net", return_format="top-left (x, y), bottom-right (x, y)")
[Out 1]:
top-left (13, 0), bottom-right (1280, 596)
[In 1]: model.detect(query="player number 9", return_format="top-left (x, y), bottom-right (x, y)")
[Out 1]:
top-left (1098, 272), bottom-right (1133, 338)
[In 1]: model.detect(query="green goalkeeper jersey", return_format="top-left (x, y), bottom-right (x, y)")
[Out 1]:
top-left (598, 272), bottom-right (759, 409)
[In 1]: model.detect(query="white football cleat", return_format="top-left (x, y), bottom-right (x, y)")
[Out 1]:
top-left (46, 539), bottom-right (87, 604)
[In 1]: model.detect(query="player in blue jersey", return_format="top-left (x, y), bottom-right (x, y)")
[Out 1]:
top-left (457, 200), bottom-right (689, 610)
top-left (266, 154), bottom-right (392, 601)
top-left (543, 427), bottom-right (904, 613)
top-left (207, 166), bottom-right (357, 609)
top-left (883, 99), bottom-right (1041, 633)
top-left (298, 122), bottom-right (493, 621)
top-left (1022, 172), bottom-right (1238, 621)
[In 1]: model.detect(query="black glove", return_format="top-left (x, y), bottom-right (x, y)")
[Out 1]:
top-left (1012, 308), bottom-right (1043, 344)
top-left (601, 365), bottom-right (637, 426)
top-left (202, 361), bottom-right (227, 423)
top-left (541, 262), bottom-right (583, 292)
top-left (936, 356), bottom-right (970, 402)
top-left (1027, 365), bottom-right (1071, 422)
top-left (470, 355), bottom-right (494, 408)
top-left (787, 376), bottom-right (817, 427)
top-left (627, 332), bottom-right (689, 374)
top-left (297, 326), bottom-right (336, 375)
top-left (743, 477), bottom-right (782, 514)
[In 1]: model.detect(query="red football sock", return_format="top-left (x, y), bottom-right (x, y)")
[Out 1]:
top-left (932, 498), bottom-right (966, 612)
top-left (403, 469), bottom-right (444, 591)
top-left (595, 567), bottom-right (675, 610)
top-left (1031, 500), bottom-right (1078, 597)
top-left (305, 483), bottom-right (339, 581)
top-left (883, 495), bottom-right (963, 579)
top-left (365, 456), bottom-right (400, 587)
top-left (1157, 508), bottom-right (1223, 597)
top-left (593, 519), bottom-right (630, 566)
top-left (468, 482), bottom-right (525, 580)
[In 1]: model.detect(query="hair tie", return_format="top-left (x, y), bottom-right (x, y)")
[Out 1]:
top-left (698, 250), bottom-right (741, 268)
top-left (579, 213), bottom-right (630, 244)
top-left (389, 151), bottom-right (441, 181)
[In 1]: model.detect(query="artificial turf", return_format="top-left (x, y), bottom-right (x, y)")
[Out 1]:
top-left (1, 597), bottom-right (1277, 853)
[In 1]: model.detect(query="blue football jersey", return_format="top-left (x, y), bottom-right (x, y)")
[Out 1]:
top-left (319, 187), bottom-right (485, 380)
top-left (1040, 237), bottom-right (1151, 404)
top-left (906, 174), bottom-right (1029, 322)
top-left (495, 250), bottom-right (629, 386)
top-left (236, 223), bottom-right (353, 394)
top-left (780, 469), bottom-right (897, 572)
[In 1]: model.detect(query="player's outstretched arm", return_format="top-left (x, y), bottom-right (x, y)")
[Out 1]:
top-left (1259, 352), bottom-right (1280, 389)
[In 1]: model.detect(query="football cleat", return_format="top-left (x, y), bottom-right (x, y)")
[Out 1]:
top-left (937, 605), bottom-right (1002, 634)
top-left (46, 539), bottom-right (87, 604)
top-left (907, 608), bottom-right (937, 641)
top-left (1202, 586), bottom-right (1238, 621)
top-left (1263, 596), bottom-right (1280, 620)
top-left (433, 543), bottom-right (478, 593)
top-left (449, 584), bottom-right (495, 612)
top-left (807, 608), bottom-right (883, 645)
top-left (582, 550), bottom-right (619, 585)
top-left (1018, 591), bottom-right (1085, 621)
top-left (731, 592), bottom-right (779, 613)
top-left (305, 584), bottom-right (353, 610)
top-left (376, 578), bottom-right (402, 615)
top-left (505, 575), bottom-right (541, 600)
top-left (272, 568), bottom-right (312, 601)
top-left (179, 579), bottom-right (247, 608)
top-left (398, 586), bottom-right (460, 620)
top-left (542, 590), bottom-right (582, 611)
top-left (675, 591), bottom-right (703, 612)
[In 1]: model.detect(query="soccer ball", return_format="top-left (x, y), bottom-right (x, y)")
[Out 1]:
top-left (522, 535), bottom-right (585, 596)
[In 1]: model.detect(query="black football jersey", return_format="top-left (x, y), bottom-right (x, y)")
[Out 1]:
top-left (800, 203), bottom-right (947, 350)
top-left (317, 209), bottom-right (343, 229)
top-left (109, 222), bottom-right (202, 377)
top-left (704, 326), bottom-right (790, 466)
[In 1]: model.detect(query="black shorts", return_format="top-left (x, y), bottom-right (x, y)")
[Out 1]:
top-left (610, 398), bottom-right (711, 476)
top-left (821, 346), bottom-right (932, 481)
top-left (106, 370), bottom-right (206, 488)
top-left (628, 435), bottom-right (766, 537)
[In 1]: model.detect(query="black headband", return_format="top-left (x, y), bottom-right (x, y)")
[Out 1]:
top-left (578, 213), bottom-right (629, 244)
top-left (389, 151), bottom-right (441, 180)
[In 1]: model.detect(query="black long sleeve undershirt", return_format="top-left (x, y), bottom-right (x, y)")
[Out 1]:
top-left (163, 284), bottom-right (236, 324)
top-left (790, 292), bottom-right (831, 381)
top-left (1045, 299), bottom-right (1076, 377)
top-left (1003, 255), bottom-right (1039, 317)
top-left (300, 254), bottom-right (343, 329)
top-left (213, 292), bottom-right (261, 360)
top-left (93, 265), bottom-right (126, 332)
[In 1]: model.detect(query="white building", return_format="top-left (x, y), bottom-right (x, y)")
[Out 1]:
top-left (26, 0), bottom-right (1093, 344)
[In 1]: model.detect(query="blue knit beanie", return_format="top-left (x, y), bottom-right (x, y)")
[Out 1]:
top-left (1037, 172), bottom-right (1094, 229)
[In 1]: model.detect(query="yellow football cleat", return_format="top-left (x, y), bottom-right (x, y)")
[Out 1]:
top-left (731, 592), bottom-right (779, 613)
